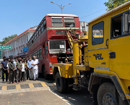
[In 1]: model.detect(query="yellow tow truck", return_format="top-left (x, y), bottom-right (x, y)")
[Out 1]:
top-left (53, 2), bottom-right (130, 105)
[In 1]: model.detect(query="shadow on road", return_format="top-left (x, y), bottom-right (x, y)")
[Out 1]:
top-left (39, 78), bottom-right (93, 105)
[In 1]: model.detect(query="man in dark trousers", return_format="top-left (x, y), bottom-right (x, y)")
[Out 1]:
top-left (8, 57), bottom-right (15, 84)
top-left (1, 56), bottom-right (8, 83)
top-left (26, 57), bottom-right (29, 80)
top-left (16, 57), bottom-right (22, 82)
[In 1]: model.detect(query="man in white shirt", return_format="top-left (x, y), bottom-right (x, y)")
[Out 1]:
top-left (27, 56), bottom-right (33, 80)
top-left (31, 56), bottom-right (39, 80)
top-left (21, 59), bottom-right (25, 81)
top-left (13, 58), bottom-right (17, 82)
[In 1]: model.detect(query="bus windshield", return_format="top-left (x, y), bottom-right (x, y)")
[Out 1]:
top-left (49, 40), bottom-right (66, 54)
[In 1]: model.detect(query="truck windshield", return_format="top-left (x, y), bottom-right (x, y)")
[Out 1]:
top-left (49, 40), bottom-right (66, 54)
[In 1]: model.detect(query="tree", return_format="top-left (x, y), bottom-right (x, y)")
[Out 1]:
top-left (0, 34), bottom-right (17, 45)
top-left (104, 0), bottom-right (129, 11)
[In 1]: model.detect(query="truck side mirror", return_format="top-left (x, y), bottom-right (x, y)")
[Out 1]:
top-left (123, 13), bottom-right (130, 33)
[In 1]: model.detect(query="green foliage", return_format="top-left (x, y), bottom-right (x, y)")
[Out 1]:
top-left (0, 34), bottom-right (17, 45)
top-left (104, 0), bottom-right (129, 11)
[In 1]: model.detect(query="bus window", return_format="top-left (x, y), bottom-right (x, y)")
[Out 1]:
top-left (40, 49), bottom-right (42, 57)
top-left (37, 50), bottom-right (40, 59)
top-left (43, 44), bottom-right (45, 55)
top-left (38, 28), bottom-right (41, 35)
top-left (32, 40), bottom-right (34, 44)
top-left (45, 42), bottom-right (48, 54)
top-left (35, 52), bottom-right (37, 56)
top-left (64, 17), bottom-right (75, 27)
top-left (41, 23), bottom-right (43, 32)
top-left (43, 20), bottom-right (46, 29)
top-left (52, 17), bottom-right (63, 27)
top-left (49, 40), bottom-right (66, 54)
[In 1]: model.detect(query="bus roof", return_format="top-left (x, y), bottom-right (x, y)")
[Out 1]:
top-left (89, 1), bottom-right (130, 24)
top-left (46, 14), bottom-right (78, 17)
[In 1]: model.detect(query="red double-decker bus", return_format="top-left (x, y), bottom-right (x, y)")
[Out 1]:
top-left (28, 14), bottom-right (80, 78)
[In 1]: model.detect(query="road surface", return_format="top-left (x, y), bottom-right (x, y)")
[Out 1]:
top-left (0, 78), bottom-right (93, 105)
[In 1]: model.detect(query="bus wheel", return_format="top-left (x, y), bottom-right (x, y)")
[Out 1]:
top-left (55, 72), bottom-right (68, 93)
top-left (42, 65), bottom-right (48, 79)
top-left (97, 83), bottom-right (118, 105)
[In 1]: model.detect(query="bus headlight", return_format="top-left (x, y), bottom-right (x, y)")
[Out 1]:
top-left (52, 65), bottom-right (54, 69)
top-left (50, 62), bottom-right (52, 67)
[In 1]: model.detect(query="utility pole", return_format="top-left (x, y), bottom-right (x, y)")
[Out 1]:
top-left (51, 1), bottom-right (71, 13)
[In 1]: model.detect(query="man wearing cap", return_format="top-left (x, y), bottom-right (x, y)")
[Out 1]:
top-left (1, 56), bottom-right (8, 83)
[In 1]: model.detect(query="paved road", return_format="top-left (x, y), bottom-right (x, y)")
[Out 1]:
top-left (0, 78), bottom-right (93, 105)
top-left (0, 90), bottom-right (68, 105)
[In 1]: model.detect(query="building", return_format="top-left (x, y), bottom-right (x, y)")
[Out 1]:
top-left (3, 26), bottom-right (37, 58)
top-left (80, 21), bottom-right (88, 32)
top-left (0, 50), bottom-right (1, 59)
top-left (0, 44), bottom-right (1, 59)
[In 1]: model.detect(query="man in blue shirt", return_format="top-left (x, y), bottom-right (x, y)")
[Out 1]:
top-left (27, 56), bottom-right (33, 80)
top-left (1, 56), bottom-right (8, 83)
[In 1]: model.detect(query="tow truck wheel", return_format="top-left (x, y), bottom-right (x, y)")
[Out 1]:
top-left (97, 83), bottom-right (128, 105)
top-left (97, 83), bottom-right (118, 105)
top-left (55, 72), bottom-right (68, 93)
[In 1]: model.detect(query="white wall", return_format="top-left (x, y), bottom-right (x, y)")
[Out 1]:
top-left (80, 21), bottom-right (88, 32)
top-left (3, 31), bottom-right (34, 58)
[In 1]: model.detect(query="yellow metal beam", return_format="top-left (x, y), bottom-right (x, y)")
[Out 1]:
top-left (74, 65), bottom-right (90, 71)
top-left (73, 43), bottom-right (79, 85)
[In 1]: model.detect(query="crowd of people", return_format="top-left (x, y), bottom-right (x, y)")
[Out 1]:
top-left (1, 56), bottom-right (39, 84)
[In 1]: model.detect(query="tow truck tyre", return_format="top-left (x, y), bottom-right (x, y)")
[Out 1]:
top-left (97, 83), bottom-right (128, 105)
top-left (55, 72), bottom-right (68, 93)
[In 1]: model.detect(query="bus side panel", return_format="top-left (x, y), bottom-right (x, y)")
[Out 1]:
top-left (46, 16), bottom-right (52, 27)
top-left (74, 17), bottom-right (80, 27)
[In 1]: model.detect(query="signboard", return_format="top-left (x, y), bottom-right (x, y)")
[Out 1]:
top-left (23, 47), bottom-right (28, 52)
top-left (60, 45), bottom-right (65, 48)
top-left (0, 46), bottom-right (11, 49)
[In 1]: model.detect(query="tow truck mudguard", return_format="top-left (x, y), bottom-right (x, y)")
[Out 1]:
top-left (53, 63), bottom-right (73, 79)
top-left (88, 72), bottom-right (126, 101)
top-left (53, 66), bottom-right (62, 78)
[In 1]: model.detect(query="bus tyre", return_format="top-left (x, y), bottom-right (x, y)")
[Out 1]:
top-left (97, 83), bottom-right (118, 105)
top-left (42, 65), bottom-right (48, 79)
top-left (55, 72), bottom-right (68, 93)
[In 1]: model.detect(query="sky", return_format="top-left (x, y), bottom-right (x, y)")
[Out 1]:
top-left (0, 0), bottom-right (108, 41)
